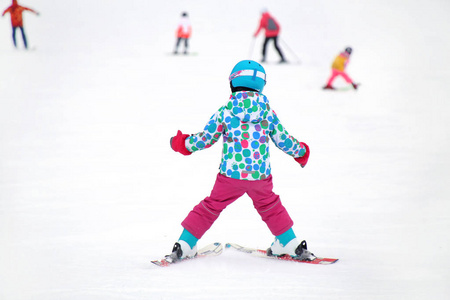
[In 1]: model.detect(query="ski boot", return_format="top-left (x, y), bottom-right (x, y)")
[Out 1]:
top-left (164, 240), bottom-right (198, 263)
top-left (323, 85), bottom-right (335, 90)
top-left (267, 239), bottom-right (316, 261)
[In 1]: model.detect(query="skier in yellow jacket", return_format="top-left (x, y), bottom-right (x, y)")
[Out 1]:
top-left (323, 47), bottom-right (358, 90)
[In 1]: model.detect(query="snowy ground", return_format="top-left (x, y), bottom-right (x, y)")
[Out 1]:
top-left (1, 0), bottom-right (450, 299)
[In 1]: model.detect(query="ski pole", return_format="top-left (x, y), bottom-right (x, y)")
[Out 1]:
top-left (280, 38), bottom-right (301, 64)
top-left (248, 38), bottom-right (256, 59)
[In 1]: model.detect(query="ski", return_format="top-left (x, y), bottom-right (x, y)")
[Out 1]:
top-left (323, 83), bottom-right (361, 91)
top-left (166, 52), bottom-right (199, 56)
top-left (151, 242), bottom-right (223, 267)
top-left (225, 242), bottom-right (338, 265)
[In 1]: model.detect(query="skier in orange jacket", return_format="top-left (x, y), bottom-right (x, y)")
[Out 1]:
top-left (323, 47), bottom-right (358, 90)
top-left (173, 12), bottom-right (192, 55)
top-left (2, 0), bottom-right (39, 49)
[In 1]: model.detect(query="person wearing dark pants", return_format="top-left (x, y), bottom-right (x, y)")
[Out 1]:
top-left (2, 0), bottom-right (39, 49)
top-left (12, 26), bottom-right (27, 48)
top-left (175, 36), bottom-right (189, 54)
top-left (173, 12), bottom-right (191, 55)
top-left (254, 9), bottom-right (286, 63)
top-left (262, 36), bottom-right (284, 63)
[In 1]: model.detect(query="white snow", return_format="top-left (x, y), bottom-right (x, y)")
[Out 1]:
top-left (1, 0), bottom-right (450, 299)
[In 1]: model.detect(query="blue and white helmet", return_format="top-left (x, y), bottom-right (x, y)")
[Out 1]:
top-left (229, 60), bottom-right (266, 92)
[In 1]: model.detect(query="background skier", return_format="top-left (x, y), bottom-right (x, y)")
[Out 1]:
top-left (166, 60), bottom-right (314, 263)
top-left (253, 9), bottom-right (286, 63)
top-left (173, 12), bottom-right (191, 54)
top-left (323, 47), bottom-right (358, 90)
top-left (2, 0), bottom-right (39, 49)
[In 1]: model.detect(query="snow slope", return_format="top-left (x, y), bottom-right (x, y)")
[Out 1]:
top-left (1, 0), bottom-right (450, 299)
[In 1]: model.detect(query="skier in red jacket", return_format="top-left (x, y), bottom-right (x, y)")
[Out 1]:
top-left (2, 0), bottom-right (39, 49)
top-left (173, 12), bottom-right (192, 55)
top-left (254, 9), bottom-right (286, 63)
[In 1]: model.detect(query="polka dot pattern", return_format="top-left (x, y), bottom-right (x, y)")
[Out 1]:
top-left (186, 91), bottom-right (306, 180)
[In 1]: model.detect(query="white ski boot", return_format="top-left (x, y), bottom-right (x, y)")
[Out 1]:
top-left (165, 240), bottom-right (198, 263)
top-left (267, 239), bottom-right (316, 261)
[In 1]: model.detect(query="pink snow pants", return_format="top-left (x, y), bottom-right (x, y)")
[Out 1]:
top-left (326, 69), bottom-right (353, 86)
top-left (181, 173), bottom-right (294, 239)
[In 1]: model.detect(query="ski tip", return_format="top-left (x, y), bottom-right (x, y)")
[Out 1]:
top-left (151, 260), bottom-right (170, 267)
top-left (317, 258), bottom-right (339, 265)
top-left (330, 259), bottom-right (339, 264)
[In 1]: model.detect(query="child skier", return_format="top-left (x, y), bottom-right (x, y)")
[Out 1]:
top-left (166, 60), bottom-right (314, 262)
top-left (2, 0), bottom-right (39, 49)
top-left (323, 47), bottom-right (358, 90)
top-left (173, 12), bottom-right (191, 55)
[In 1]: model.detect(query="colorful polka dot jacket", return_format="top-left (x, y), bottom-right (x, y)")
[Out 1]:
top-left (185, 91), bottom-right (307, 180)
